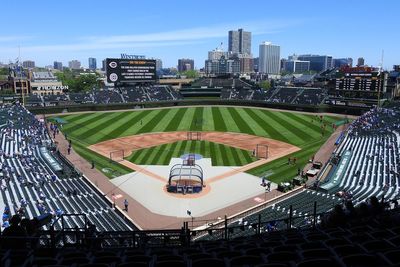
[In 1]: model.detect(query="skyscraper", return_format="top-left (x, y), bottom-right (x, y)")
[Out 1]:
top-left (178, 59), bottom-right (194, 72)
top-left (53, 61), bottom-right (63, 70)
top-left (258, 42), bottom-right (280, 75)
top-left (357, 57), bottom-right (365, 67)
top-left (22, 60), bottom-right (35, 68)
top-left (297, 55), bottom-right (333, 72)
top-left (88, 58), bottom-right (97, 70)
top-left (228, 28), bottom-right (251, 55)
top-left (68, 60), bottom-right (81, 70)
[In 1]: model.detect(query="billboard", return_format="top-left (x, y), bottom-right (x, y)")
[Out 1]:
top-left (106, 58), bottom-right (156, 83)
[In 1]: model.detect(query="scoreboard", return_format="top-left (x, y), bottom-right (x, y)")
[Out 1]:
top-left (106, 58), bottom-right (156, 83)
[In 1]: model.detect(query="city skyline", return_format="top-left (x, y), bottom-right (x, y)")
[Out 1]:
top-left (0, 0), bottom-right (398, 69)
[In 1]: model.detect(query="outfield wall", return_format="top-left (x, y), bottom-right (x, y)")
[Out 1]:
top-left (27, 99), bottom-right (368, 115)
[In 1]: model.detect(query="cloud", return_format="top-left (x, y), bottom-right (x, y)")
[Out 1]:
top-left (0, 35), bottom-right (33, 43)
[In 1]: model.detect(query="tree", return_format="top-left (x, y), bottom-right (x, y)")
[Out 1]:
top-left (181, 70), bottom-right (199, 79)
top-left (259, 80), bottom-right (271, 90)
top-left (55, 69), bottom-right (99, 92)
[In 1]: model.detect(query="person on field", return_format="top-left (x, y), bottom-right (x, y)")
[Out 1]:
top-left (124, 199), bottom-right (129, 212)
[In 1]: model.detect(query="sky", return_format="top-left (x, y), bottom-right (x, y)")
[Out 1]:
top-left (0, 0), bottom-right (399, 69)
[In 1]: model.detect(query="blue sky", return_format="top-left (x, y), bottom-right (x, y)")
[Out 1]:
top-left (0, 0), bottom-right (398, 69)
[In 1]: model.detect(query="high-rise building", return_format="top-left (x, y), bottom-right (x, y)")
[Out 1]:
top-left (53, 61), bottom-right (63, 70)
top-left (68, 60), bottom-right (81, 70)
top-left (102, 59), bottom-right (106, 71)
top-left (178, 59), bottom-right (194, 72)
top-left (22, 60), bottom-right (35, 68)
top-left (297, 55), bottom-right (333, 72)
top-left (334, 58), bottom-right (353, 68)
top-left (357, 57), bottom-right (365, 67)
top-left (205, 56), bottom-right (240, 75)
top-left (54, 61), bottom-right (62, 70)
top-left (259, 42), bottom-right (280, 75)
top-left (88, 58), bottom-right (97, 70)
top-left (208, 49), bottom-right (228, 60)
top-left (284, 60), bottom-right (310, 73)
top-left (228, 28), bottom-right (251, 55)
top-left (237, 54), bottom-right (253, 74)
top-left (155, 59), bottom-right (162, 71)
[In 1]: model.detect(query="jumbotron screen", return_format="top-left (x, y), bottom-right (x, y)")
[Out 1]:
top-left (106, 58), bottom-right (156, 83)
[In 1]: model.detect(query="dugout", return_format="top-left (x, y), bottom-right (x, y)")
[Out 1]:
top-left (167, 163), bottom-right (204, 194)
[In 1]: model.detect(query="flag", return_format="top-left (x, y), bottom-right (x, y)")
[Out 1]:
top-left (187, 210), bottom-right (191, 216)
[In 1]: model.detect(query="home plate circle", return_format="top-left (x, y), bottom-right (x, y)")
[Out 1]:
top-left (254, 197), bottom-right (264, 203)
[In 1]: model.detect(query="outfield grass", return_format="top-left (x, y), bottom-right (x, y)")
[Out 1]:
top-left (50, 106), bottom-right (342, 182)
top-left (127, 140), bottom-right (256, 166)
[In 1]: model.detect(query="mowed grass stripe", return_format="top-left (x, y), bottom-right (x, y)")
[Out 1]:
top-left (148, 144), bottom-right (167, 164)
top-left (162, 142), bottom-right (178, 165)
top-left (229, 145), bottom-right (243, 166)
top-left (211, 107), bottom-right (227, 132)
top-left (63, 113), bottom-right (108, 134)
top-left (280, 112), bottom-right (323, 138)
top-left (226, 107), bottom-right (255, 135)
top-left (235, 108), bottom-right (269, 137)
top-left (110, 110), bottom-right (152, 137)
top-left (71, 112), bottom-right (116, 136)
top-left (97, 111), bottom-right (138, 142)
top-left (153, 108), bottom-right (180, 132)
top-left (219, 144), bottom-right (230, 166)
top-left (288, 113), bottom-right (326, 133)
top-left (219, 107), bottom-right (241, 133)
top-left (240, 149), bottom-right (253, 163)
top-left (264, 110), bottom-right (312, 142)
top-left (190, 107), bottom-right (204, 131)
top-left (61, 113), bottom-right (91, 123)
top-left (136, 109), bottom-right (170, 134)
top-left (243, 108), bottom-right (289, 143)
top-left (224, 146), bottom-right (235, 166)
top-left (202, 107), bottom-right (215, 131)
top-left (164, 108), bottom-right (188, 132)
top-left (129, 148), bottom-right (142, 162)
top-left (136, 146), bottom-right (155, 164)
top-left (78, 112), bottom-right (129, 142)
top-left (209, 142), bottom-right (218, 165)
top-left (200, 140), bottom-right (206, 156)
top-left (254, 110), bottom-right (304, 145)
top-left (62, 112), bottom-right (102, 131)
top-left (275, 112), bottom-right (321, 140)
top-left (177, 107), bottom-right (196, 131)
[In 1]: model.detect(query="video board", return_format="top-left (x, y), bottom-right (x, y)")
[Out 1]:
top-left (106, 58), bottom-right (156, 83)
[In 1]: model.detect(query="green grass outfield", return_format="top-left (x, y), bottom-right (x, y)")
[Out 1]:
top-left (50, 106), bottom-right (341, 182)
top-left (127, 140), bottom-right (256, 166)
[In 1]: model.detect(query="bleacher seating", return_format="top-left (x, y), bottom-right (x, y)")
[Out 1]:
top-left (0, 198), bottom-right (399, 266)
top-left (192, 78), bottom-right (252, 89)
top-left (68, 92), bottom-right (94, 104)
top-left (220, 86), bottom-right (327, 105)
top-left (92, 89), bottom-right (124, 104)
top-left (319, 107), bottom-right (400, 206)
top-left (0, 104), bottom-right (134, 235)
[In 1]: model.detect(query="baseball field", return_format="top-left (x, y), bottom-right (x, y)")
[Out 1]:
top-left (50, 106), bottom-right (341, 183)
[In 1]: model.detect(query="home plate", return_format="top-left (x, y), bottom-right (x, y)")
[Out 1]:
top-left (254, 197), bottom-right (264, 203)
